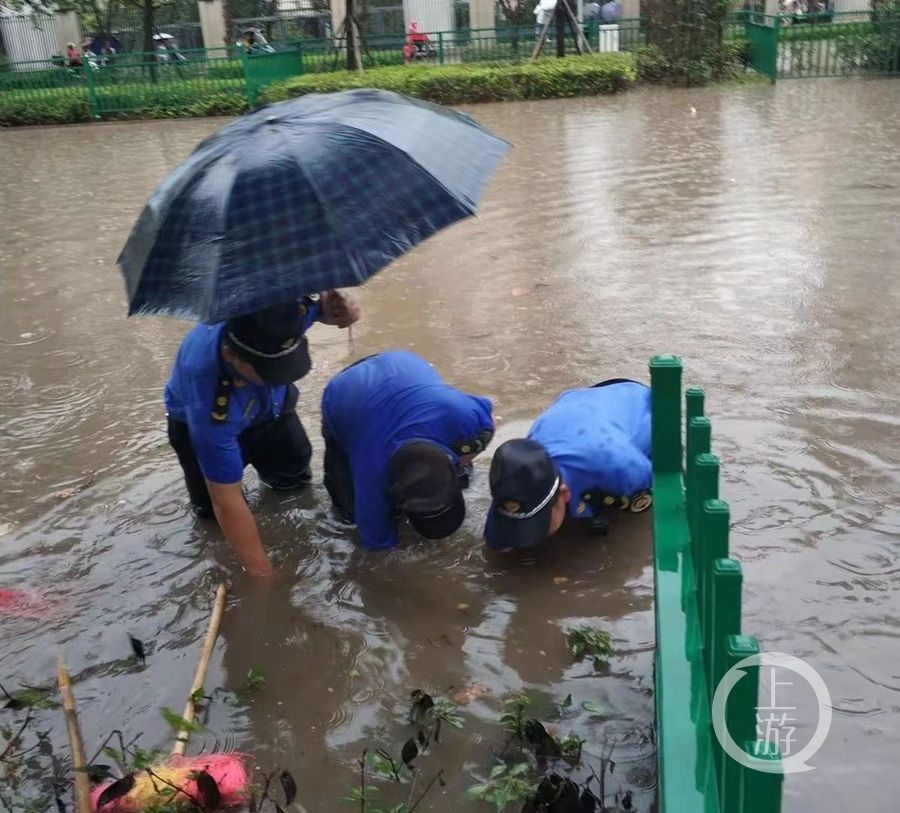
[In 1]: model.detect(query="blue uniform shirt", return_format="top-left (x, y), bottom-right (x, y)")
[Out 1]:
top-left (165, 306), bottom-right (318, 483)
top-left (528, 382), bottom-right (652, 520)
top-left (322, 350), bottom-right (494, 550)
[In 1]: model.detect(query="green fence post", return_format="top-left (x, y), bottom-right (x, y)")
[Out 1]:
top-left (438, 31), bottom-right (445, 64)
top-left (709, 558), bottom-right (742, 696)
top-left (698, 499), bottom-right (730, 651)
top-left (686, 417), bottom-right (712, 541)
top-left (83, 61), bottom-right (99, 119)
top-left (649, 356), bottom-right (682, 475)
top-left (690, 452), bottom-right (718, 554)
top-left (241, 48), bottom-right (254, 108)
top-left (718, 635), bottom-right (761, 809)
top-left (741, 740), bottom-right (783, 813)
top-left (686, 387), bottom-right (705, 424)
top-left (772, 14), bottom-right (781, 80)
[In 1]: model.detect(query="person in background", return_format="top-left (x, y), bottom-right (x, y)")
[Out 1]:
top-left (165, 294), bottom-right (360, 578)
top-left (534, 0), bottom-right (558, 39)
top-left (65, 42), bottom-right (82, 68)
top-left (600, 0), bottom-right (622, 23)
top-left (484, 379), bottom-right (652, 552)
top-left (321, 350), bottom-right (494, 550)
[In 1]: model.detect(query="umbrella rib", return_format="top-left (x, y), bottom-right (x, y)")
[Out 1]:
top-left (273, 123), bottom-right (370, 290)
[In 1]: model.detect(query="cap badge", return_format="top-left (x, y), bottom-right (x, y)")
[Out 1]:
top-left (503, 500), bottom-right (521, 513)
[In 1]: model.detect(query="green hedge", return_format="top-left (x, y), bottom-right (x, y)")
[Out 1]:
top-left (634, 37), bottom-right (750, 85)
top-left (1, 53), bottom-right (635, 126)
top-left (0, 78), bottom-right (247, 126)
top-left (260, 54), bottom-right (636, 106)
top-left (0, 86), bottom-right (92, 125)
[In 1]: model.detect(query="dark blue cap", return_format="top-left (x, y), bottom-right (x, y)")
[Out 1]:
top-left (225, 302), bottom-right (311, 385)
top-left (388, 441), bottom-right (465, 540)
top-left (484, 438), bottom-right (560, 550)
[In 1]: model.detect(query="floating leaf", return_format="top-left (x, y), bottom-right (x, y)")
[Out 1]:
top-left (96, 773), bottom-right (136, 809)
top-left (581, 701), bottom-right (607, 716)
top-left (621, 789), bottom-right (634, 811)
top-left (128, 635), bottom-right (146, 664)
top-left (4, 685), bottom-right (58, 710)
top-left (561, 694), bottom-right (573, 710)
top-left (490, 764), bottom-right (507, 779)
top-left (580, 787), bottom-right (600, 811)
top-left (568, 626), bottom-right (614, 669)
top-left (192, 770), bottom-right (221, 810)
top-left (523, 720), bottom-right (561, 757)
top-left (279, 770), bottom-right (297, 806)
top-left (401, 738), bottom-right (418, 767)
top-left (238, 666), bottom-right (267, 696)
top-left (160, 707), bottom-right (203, 735)
top-left (409, 689), bottom-right (435, 723)
top-left (82, 764), bottom-right (115, 782)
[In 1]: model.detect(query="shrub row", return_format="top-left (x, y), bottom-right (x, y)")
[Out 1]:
top-left (260, 53), bottom-right (637, 106)
top-left (1, 54), bottom-right (636, 126)
top-left (0, 78), bottom-right (247, 126)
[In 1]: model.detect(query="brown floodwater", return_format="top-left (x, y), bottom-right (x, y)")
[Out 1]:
top-left (1, 79), bottom-right (899, 812)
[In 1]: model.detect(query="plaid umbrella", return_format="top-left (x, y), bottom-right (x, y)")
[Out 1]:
top-left (118, 89), bottom-right (509, 323)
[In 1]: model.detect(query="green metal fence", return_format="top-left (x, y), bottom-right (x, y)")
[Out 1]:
top-left (649, 356), bottom-right (784, 813)
top-left (0, 22), bottom-right (651, 119)
top-left (80, 47), bottom-right (246, 118)
top-left (745, 10), bottom-right (900, 79)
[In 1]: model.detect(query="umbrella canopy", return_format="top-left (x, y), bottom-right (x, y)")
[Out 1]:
top-left (118, 89), bottom-right (508, 323)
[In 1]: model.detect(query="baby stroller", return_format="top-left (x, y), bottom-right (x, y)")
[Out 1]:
top-left (402, 21), bottom-right (437, 62)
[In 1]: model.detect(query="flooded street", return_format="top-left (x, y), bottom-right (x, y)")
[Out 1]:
top-left (2, 78), bottom-right (899, 811)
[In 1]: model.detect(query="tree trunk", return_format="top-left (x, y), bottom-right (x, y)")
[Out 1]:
top-left (142, 0), bottom-right (154, 53)
top-left (142, 0), bottom-right (157, 81)
top-left (555, 0), bottom-right (566, 56)
top-left (223, 0), bottom-right (234, 47)
top-left (346, 0), bottom-right (361, 71)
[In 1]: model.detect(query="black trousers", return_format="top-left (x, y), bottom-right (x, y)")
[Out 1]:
top-left (168, 385), bottom-right (312, 516)
top-left (322, 424), bottom-right (355, 523)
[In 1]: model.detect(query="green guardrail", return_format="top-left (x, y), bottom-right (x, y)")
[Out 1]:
top-left (649, 356), bottom-right (784, 813)
top-left (745, 10), bottom-right (900, 79)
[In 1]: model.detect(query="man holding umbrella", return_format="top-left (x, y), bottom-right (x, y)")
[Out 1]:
top-left (116, 90), bottom-right (508, 570)
top-left (165, 294), bottom-right (359, 577)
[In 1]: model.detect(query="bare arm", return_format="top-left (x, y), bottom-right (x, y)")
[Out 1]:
top-left (206, 480), bottom-right (274, 577)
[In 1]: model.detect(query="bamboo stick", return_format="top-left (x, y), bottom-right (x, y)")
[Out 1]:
top-left (57, 655), bottom-right (91, 813)
top-left (172, 582), bottom-right (229, 756)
